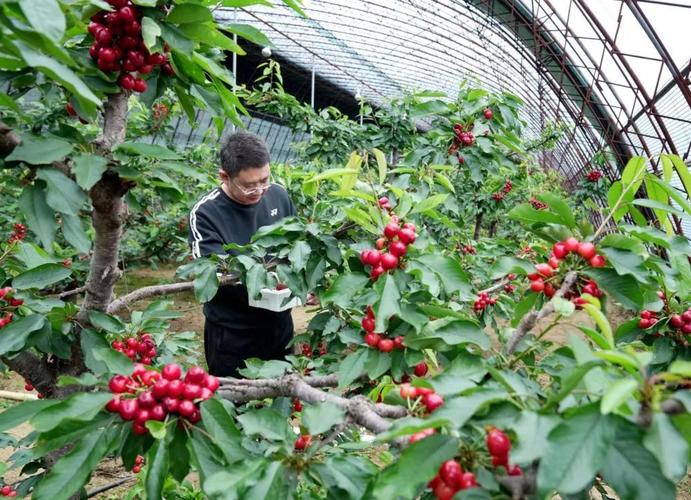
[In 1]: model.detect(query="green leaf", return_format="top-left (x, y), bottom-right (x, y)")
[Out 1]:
top-left (338, 348), bottom-right (369, 389)
top-left (0, 399), bottom-right (60, 433)
top-left (302, 402), bottom-right (346, 435)
top-left (594, 350), bottom-right (640, 374)
top-left (11, 41), bottom-right (100, 112)
top-left (312, 455), bottom-right (376, 500)
top-left (236, 407), bottom-right (291, 441)
top-left (669, 360), bottom-right (691, 377)
top-left (643, 413), bottom-right (689, 482)
top-left (7, 134), bottom-right (73, 165)
top-left (200, 398), bottom-right (246, 464)
top-left (244, 461), bottom-right (288, 499)
top-left (322, 273), bottom-right (370, 309)
top-left (0, 314), bottom-right (45, 356)
top-left (581, 304), bottom-right (614, 349)
top-left (507, 204), bottom-right (564, 225)
top-left (12, 263), bottom-right (71, 290)
top-left (19, 0), bottom-right (65, 42)
top-left (115, 142), bottom-right (180, 159)
top-left (31, 392), bottom-right (112, 432)
top-left (167, 4), bottom-right (213, 24)
top-left (375, 274), bottom-right (401, 332)
top-left (145, 437), bottom-right (170, 500)
top-left (537, 193), bottom-right (576, 228)
top-left (80, 328), bottom-right (133, 375)
top-left (405, 319), bottom-right (489, 351)
top-left (32, 427), bottom-right (117, 500)
top-left (601, 418), bottom-right (676, 500)
top-left (410, 194), bottom-right (448, 214)
top-left (225, 23), bottom-right (273, 47)
top-left (178, 23), bottom-right (244, 53)
top-left (71, 153), bottom-right (108, 191)
top-left (667, 153), bottom-right (691, 197)
top-left (88, 311), bottom-right (126, 333)
top-left (62, 214), bottom-right (91, 254)
top-left (621, 156), bottom-right (646, 186)
top-left (537, 404), bottom-right (617, 495)
top-left (288, 240), bottom-right (311, 271)
top-left (432, 389), bottom-right (508, 428)
top-left (601, 378), bottom-right (638, 414)
top-left (509, 411), bottom-right (560, 464)
top-left (415, 255), bottom-right (473, 300)
top-left (169, 425), bottom-right (191, 482)
top-left (583, 268), bottom-right (644, 311)
top-left (34, 413), bottom-right (112, 456)
top-left (648, 176), bottom-right (691, 217)
top-left (18, 185), bottom-right (56, 250)
top-left (36, 168), bottom-right (86, 216)
top-left (343, 207), bottom-right (379, 234)
top-left (372, 434), bottom-right (459, 498)
top-left (372, 147), bottom-right (387, 184)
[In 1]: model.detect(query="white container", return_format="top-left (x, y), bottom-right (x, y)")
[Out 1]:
top-left (247, 273), bottom-right (302, 312)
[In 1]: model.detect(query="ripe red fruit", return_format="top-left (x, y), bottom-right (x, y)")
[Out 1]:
top-left (486, 428), bottom-right (511, 457)
top-left (398, 228), bottom-right (416, 245)
top-left (440, 460), bottom-right (463, 488)
top-left (638, 318), bottom-right (652, 329)
top-left (393, 335), bottom-right (405, 349)
top-left (370, 265), bottom-right (385, 280)
top-left (185, 367), bottom-right (206, 385)
top-left (535, 263), bottom-right (553, 278)
top-left (148, 52), bottom-right (166, 66)
top-left (484, 108), bottom-right (493, 120)
top-left (134, 408), bottom-right (151, 424)
top-left (166, 380), bottom-right (184, 399)
top-left (293, 398), bottom-right (302, 412)
top-left (177, 400), bottom-right (196, 418)
top-left (530, 279), bottom-right (545, 292)
top-left (133, 78), bottom-right (148, 93)
top-left (361, 316), bottom-right (375, 333)
top-left (150, 404), bottom-right (166, 421)
top-left (108, 375), bottom-right (129, 393)
top-left (680, 310), bottom-right (691, 323)
top-left (1, 486), bottom-right (11, 496)
top-left (138, 64), bottom-right (154, 74)
top-left (183, 384), bottom-right (202, 401)
top-left (119, 73), bottom-right (135, 90)
top-left (589, 255), bottom-right (606, 267)
top-left (106, 397), bottom-right (121, 413)
top-left (118, 399), bottom-right (138, 420)
top-left (422, 393), bottom-right (444, 412)
top-left (508, 464), bottom-right (523, 476)
top-left (414, 362), bottom-right (428, 377)
top-left (548, 256), bottom-right (560, 269)
top-left (204, 375), bottom-right (220, 391)
top-left (399, 383), bottom-right (417, 399)
top-left (137, 391), bottom-right (156, 408)
top-left (366, 250), bottom-right (382, 267)
top-left (378, 338), bottom-right (394, 352)
top-left (402, 222), bottom-right (416, 231)
top-left (95, 27), bottom-right (112, 45)
top-left (161, 363), bottom-right (181, 381)
top-left (459, 472), bottom-right (478, 489)
top-left (577, 242), bottom-right (596, 259)
top-left (98, 47), bottom-right (117, 63)
top-left (433, 481), bottom-right (455, 500)
top-left (544, 283), bottom-right (556, 298)
top-left (380, 253), bottom-right (399, 270)
top-left (161, 63), bottom-right (175, 75)
top-left (375, 237), bottom-right (386, 250)
top-left (162, 397), bottom-right (179, 413)
top-left (118, 6), bottom-right (136, 23)
top-left (682, 323), bottom-right (691, 334)
top-left (294, 434), bottom-right (311, 450)
top-left (563, 237), bottom-right (579, 253)
top-left (364, 332), bottom-right (381, 347)
top-left (126, 50), bottom-right (145, 67)
top-left (670, 314), bottom-right (683, 328)
top-left (383, 222), bottom-right (400, 239)
top-left (389, 241), bottom-right (407, 257)
top-left (24, 383), bottom-right (33, 391)
top-left (124, 20), bottom-right (141, 35)
top-left (552, 243), bottom-right (567, 259)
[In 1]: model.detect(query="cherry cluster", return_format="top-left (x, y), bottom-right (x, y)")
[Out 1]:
top-left (492, 180), bottom-right (513, 202)
top-left (300, 342), bottom-right (327, 358)
top-left (638, 310), bottom-right (659, 330)
top-left (459, 243), bottom-right (476, 255)
top-left (361, 306), bottom-right (404, 352)
top-left (132, 454), bottom-right (144, 474)
top-left (473, 292), bottom-right (496, 313)
top-left (527, 238), bottom-right (606, 295)
top-left (567, 279), bottom-right (603, 309)
top-left (503, 273), bottom-right (517, 294)
top-left (294, 434), bottom-right (312, 450)
top-left (292, 398), bottom-right (302, 413)
top-left (0, 287), bottom-right (23, 329)
top-left (7, 223), bottom-right (26, 244)
top-left (106, 363), bottom-right (219, 434)
top-left (587, 170), bottom-right (603, 182)
top-left (669, 308), bottom-right (691, 334)
top-left (487, 427), bottom-right (522, 476)
top-left (452, 123), bottom-right (475, 149)
top-left (88, 0), bottom-right (173, 93)
top-left (111, 333), bottom-right (157, 364)
top-left (0, 485), bottom-right (17, 497)
top-left (359, 216), bottom-right (417, 281)
top-left (399, 384), bottom-right (444, 413)
top-left (483, 108), bottom-right (493, 120)
top-left (428, 460), bottom-right (478, 500)
top-left (529, 197), bottom-right (547, 210)
top-left (378, 196), bottom-right (392, 211)
top-left (22, 380), bottom-right (44, 398)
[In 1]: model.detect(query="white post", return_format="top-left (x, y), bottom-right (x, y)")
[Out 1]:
top-left (232, 8), bottom-right (238, 131)
top-left (310, 54), bottom-right (315, 109)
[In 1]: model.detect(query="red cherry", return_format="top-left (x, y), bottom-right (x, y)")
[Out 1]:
top-left (134, 408), bottom-right (151, 424)
top-left (486, 428), bottom-right (511, 457)
top-left (106, 396), bottom-right (121, 413)
top-left (88, 21), bottom-right (104, 36)
top-left (530, 279), bottom-right (545, 292)
top-left (162, 363), bottom-right (182, 381)
top-left (123, 59), bottom-right (138, 72)
top-left (544, 283), bottom-right (556, 298)
top-left (638, 318), bottom-right (652, 329)
top-left (398, 228), bottom-right (416, 245)
top-left (137, 391), bottom-right (156, 409)
top-left (108, 375), bottom-right (129, 393)
top-left (535, 263), bottom-right (553, 278)
top-left (380, 253), bottom-right (399, 270)
top-left (375, 237), bottom-right (387, 250)
top-left (151, 378), bottom-right (169, 399)
top-left (378, 338), bottom-right (394, 352)
top-left (393, 335), bottom-right (405, 349)
top-left (414, 362), bottom-right (428, 377)
top-left (440, 459), bottom-right (463, 488)
top-left (188, 410), bottom-right (201, 424)
top-left (132, 422), bottom-right (147, 435)
top-left (383, 222), bottom-right (400, 239)
top-left (552, 243), bottom-right (567, 259)
top-left (508, 464), bottom-right (523, 476)
top-left (378, 196), bottom-right (390, 207)
top-left (361, 316), bottom-right (375, 333)
top-left (118, 6), bottom-right (136, 23)
top-left (399, 383), bottom-right (417, 399)
top-left (204, 375), bottom-right (220, 392)
top-left (185, 366), bottom-right (206, 385)
top-left (177, 400), bottom-right (196, 418)
top-left (161, 63), bottom-right (175, 75)
top-left (389, 241), bottom-right (407, 257)
top-left (669, 315), bottom-right (683, 328)
top-left (138, 64), bottom-right (154, 74)
top-left (95, 27), bottom-right (112, 45)
top-left (459, 472), bottom-right (478, 489)
top-left (483, 108), bottom-right (493, 120)
top-left (365, 250), bottom-right (382, 267)
top-left (294, 435), bottom-right (311, 450)
top-left (563, 237), bottom-right (580, 253)
top-left (166, 379), bottom-right (184, 398)
top-left (548, 256), bottom-right (560, 269)
top-left (183, 384), bottom-right (202, 401)
top-left (1, 486), bottom-right (11, 496)
top-left (370, 265), bottom-right (385, 280)
top-left (132, 464), bottom-right (142, 473)
top-left (150, 404), bottom-right (166, 421)
top-left (293, 398), bottom-right (302, 412)
top-left (24, 383), bottom-right (33, 392)
top-left (119, 73), bottom-right (136, 90)
top-left (126, 50), bottom-right (145, 67)
top-left (364, 332), bottom-right (381, 347)
top-left (107, 0), bottom-right (128, 7)
top-left (682, 323), bottom-right (691, 334)
top-left (148, 53), bottom-right (166, 66)
top-left (433, 481), bottom-right (455, 500)
top-left (162, 397), bottom-right (179, 413)
top-left (98, 47), bottom-right (117, 63)
top-left (422, 393), bottom-right (444, 412)
top-left (132, 78), bottom-right (148, 93)
top-left (118, 398), bottom-right (138, 421)
top-left (589, 255), bottom-right (606, 267)
top-left (124, 20), bottom-right (141, 35)
top-left (577, 242), bottom-right (596, 259)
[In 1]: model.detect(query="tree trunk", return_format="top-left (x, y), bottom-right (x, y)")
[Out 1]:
top-left (473, 212), bottom-right (483, 240)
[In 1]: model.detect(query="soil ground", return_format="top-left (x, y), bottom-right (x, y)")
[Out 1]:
top-left (0, 265), bottom-right (688, 498)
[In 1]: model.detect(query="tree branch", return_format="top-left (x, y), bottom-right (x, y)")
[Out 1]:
top-left (495, 465), bottom-right (537, 500)
top-left (106, 274), bottom-right (240, 315)
top-left (1, 351), bottom-right (55, 395)
top-left (217, 373), bottom-right (407, 434)
top-left (505, 272), bottom-right (578, 355)
top-left (0, 121), bottom-right (20, 158)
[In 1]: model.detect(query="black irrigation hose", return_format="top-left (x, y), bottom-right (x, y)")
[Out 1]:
top-left (86, 477), bottom-right (136, 498)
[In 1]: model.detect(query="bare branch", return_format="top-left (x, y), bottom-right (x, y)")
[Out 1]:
top-left (217, 373), bottom-right (407, 434)
top-left (107, 274), bottom-right (240, 315)
top-left (57, 286), bottom-right (87, 299)
top-left (506, 272), bottom-right (578, 355)
top-left (478, 278), bottom-right (510, 295)
top-left (1, 351), bottom-right (55, 395)
top-left (0, 121), bottom-right (21, 158)
top-left (495, 466), bottom-right (537, 500)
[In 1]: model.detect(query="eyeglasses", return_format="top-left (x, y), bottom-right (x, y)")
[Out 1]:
top-left (230, 177), bottom-right (271, 196)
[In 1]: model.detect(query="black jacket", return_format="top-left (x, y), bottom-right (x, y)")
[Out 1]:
top-left (188, 185), bottom-right (296, 330)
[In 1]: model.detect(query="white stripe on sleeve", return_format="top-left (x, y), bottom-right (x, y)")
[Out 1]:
top-left (189, 189), bottom-right (221, 258)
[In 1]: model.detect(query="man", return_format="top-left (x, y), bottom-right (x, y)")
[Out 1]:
top-left (188, 131), bottom-right (296, 377)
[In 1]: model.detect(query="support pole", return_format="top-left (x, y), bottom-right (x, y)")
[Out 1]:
top-left (311, 54), bottom-right (316, 109)
top-left (232, 8), bottom-right (238, 131)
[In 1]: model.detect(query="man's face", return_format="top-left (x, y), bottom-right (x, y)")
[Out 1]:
top-left (220, 164), bottom-right (271, 205)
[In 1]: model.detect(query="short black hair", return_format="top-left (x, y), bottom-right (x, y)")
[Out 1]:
top-left (219, 131), bottom-right (270, 177)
